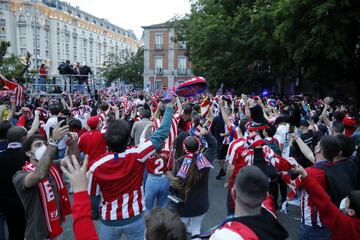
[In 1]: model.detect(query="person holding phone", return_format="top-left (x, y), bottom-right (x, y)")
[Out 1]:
top-left (44, 104), bottom-right (67, 158)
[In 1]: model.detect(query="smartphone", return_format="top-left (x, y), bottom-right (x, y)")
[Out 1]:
top-left (58, 116), bottom-right (67, 127)
top-left (49, 127), bottom-right (54, 137)
top-left (289, 124), bottom-right (295, 133)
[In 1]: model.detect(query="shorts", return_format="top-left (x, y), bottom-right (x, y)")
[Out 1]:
top-left (217, 144), bottom-right (229, 160)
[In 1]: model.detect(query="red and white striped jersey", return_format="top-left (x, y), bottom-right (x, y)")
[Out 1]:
top-left (226, 135), bottom-right (297, 189)
top-left (152, 113), bottom-right (180, 149)
top-left (282, 163), bottom-right (330, 227)
top-left (146, 150), bottom-right (170, 175)
top-left (223, 117), bottom-right (235, 144)
top-left (88, 140), bottom-right (155, 221)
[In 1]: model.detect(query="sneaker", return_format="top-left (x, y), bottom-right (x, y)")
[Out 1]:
top-left (216, 169), bottom-right (226, 180)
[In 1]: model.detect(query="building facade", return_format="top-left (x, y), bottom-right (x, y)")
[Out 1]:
top-left (0, 0), bottom-right (141, 75)
top-left (142, 23), bottom-right (192, 91)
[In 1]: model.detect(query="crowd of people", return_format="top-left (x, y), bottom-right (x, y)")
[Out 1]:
top-left (0, 85), bottom-right (359, 240)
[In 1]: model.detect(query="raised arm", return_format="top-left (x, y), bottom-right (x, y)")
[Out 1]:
top-left (202, 130), bottom-right (217, 162)
top-left (292, 134), bottom-right (315, 163)
top-left (220, 100), bottom-right (232, 129)
top-left (293, 165), bottom-right (353, 234)
top-left (242, 94), bottom-right (251, 118)
top-left (6, 100), bottom-right (16, 121)
top-left (149, 101), bottom-right (175, 151)
top-left (320, 104), bottom-right (332, 129)
top-left (27, 110), bottom-right (40, 137)
top-left (24, 124), bottom-right (68, 188)
top-left (61, 156), bottom-right (99, 240)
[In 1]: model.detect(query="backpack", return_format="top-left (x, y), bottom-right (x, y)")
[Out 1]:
top-left (252, 147), bottom-right (278, 179)
top-left (58, 63), bottom-right (66, 74)
top-left (264, 138), bottom-right (281, 155)
top-left (316, 164), bottom-right (355, 207)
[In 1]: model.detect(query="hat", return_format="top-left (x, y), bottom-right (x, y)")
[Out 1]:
top-left (247, 120), bottom-right (269, 132)
top-left (274, 115), bottom-right (290, 125)
top-left (87, 116), bottom-right (100, 129)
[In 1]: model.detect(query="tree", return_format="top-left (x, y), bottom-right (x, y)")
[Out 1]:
top-left (0, 41), bottom-right (10, 64)
top-left (102, 47), bottom-right (144, 88)
top-left (171, 0), bottom-right (360, 97)
top-left (273, 0), bottom-right (360, 96)
top-left (0, 41), bottom-right (31, 83)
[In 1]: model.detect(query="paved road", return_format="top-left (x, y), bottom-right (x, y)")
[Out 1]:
top-left (62, 163), bottom-right (300, 239)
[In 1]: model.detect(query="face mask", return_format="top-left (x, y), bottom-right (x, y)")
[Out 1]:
top-left (34, 145), bottom-right (47, 161)
top-left (339, 198), bottom-right (347, 213)
top-left (314, 145), bottom-right (321, 155)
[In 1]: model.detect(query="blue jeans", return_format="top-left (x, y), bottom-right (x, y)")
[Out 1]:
top-left (39, 77), bottom-right (46, 92)
top-left (99, 215), bottom-right (145, 240)
top-left (145, 174), bottom-right (170, 212)
top-left (90, 195), bottom-right (101, 220)
top-left (0, 211), bottom-right (5, 240)
top-left (299, 223), bottom-right (331, 240)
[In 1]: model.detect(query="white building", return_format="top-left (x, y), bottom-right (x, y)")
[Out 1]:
top-left (0, 0), bottom-right (141, 75)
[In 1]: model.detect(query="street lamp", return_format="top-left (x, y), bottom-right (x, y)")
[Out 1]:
top-left (26, 11), bottom-right (46, 90)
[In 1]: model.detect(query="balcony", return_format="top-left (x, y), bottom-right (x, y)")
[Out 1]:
top-left (154, 44), bottom-right (163, 50)
top-left (155, 67), bottom-right (163, 75)
top-left (177, 68), bottom-right (187, 75)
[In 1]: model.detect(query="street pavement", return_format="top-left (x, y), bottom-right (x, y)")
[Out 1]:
top-left (62, 163), bottom-right (300, 239)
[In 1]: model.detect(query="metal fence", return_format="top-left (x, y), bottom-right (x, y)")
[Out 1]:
top-left (25, 74), bottom-right (106, 95)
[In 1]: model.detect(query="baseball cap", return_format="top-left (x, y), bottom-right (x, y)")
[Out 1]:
top-left (87, 116), bottom-right (100, 129)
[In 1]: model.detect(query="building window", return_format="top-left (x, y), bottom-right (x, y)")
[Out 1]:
top-left (178, 41), bottom-right (186, 49)
top-left (154, 56), bottom-right (163, 74)
top-left (155, 33), bottom-right (163, 49)
top-left (177, 56), bottom-right (187, 74)
top-left (18, 15), bottom-right (26, 23)
top-left (33, 38), bottom-right (40, 48)
top-left (19, 26), bottom-right (26, 35)
top-left (33, 48), bottom-right (40, 56)
top-left (20, 48), bottom-right (26, 55)
top-left (0, 12), bottom-right (5, 23)
top-left (45, 50), bottom-right (49, 58)
top-left (20, 37), bottom-right (26, 47)
top-left (45, 30), bottom-right (49, 39)
top-left (155, 80), bottom-right (163, 91)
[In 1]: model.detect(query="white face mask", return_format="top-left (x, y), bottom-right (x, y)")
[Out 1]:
top-left (339, 198), bottom-right (347, 213)
top-left (34, 145), bottom-right (47, 161)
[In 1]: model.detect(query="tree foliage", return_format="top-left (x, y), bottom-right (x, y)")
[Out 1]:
top-left (172, 0), bottom-right (360, 96)
top-left (102, 47), bottom-right (144, 88)
top-left (0, 41), bottom-right (31, 83)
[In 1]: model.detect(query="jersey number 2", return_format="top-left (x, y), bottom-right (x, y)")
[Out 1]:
top-left (154, 158), bottom-right (164, 175)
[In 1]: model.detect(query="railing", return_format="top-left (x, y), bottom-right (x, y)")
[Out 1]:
top-left (25, 74), bottom-right (105, 95)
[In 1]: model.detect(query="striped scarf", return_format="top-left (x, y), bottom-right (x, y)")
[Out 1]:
top-left (23, 162), bottom-right (71, 239)
top-left (176, 136), bottom-right (213, 179)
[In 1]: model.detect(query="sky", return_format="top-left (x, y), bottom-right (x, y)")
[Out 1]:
top-left (69, 0), bottom-right (191, 39)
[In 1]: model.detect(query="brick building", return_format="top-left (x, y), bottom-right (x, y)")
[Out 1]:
top-left (142, 23), bottom-right (192, 91)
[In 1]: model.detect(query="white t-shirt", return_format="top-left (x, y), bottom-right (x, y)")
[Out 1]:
top-left (275, 123), bottom-right (290, 158)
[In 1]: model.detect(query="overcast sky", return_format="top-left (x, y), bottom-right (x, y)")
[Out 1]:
top-left (69, 0), bottom-right (191, 39)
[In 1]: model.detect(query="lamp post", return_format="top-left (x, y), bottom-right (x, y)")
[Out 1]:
top-left (27, 10), bottom-right (45, 91)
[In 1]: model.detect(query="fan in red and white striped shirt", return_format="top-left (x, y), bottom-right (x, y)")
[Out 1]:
top-left (88, 141), bottom-right (154, 221)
